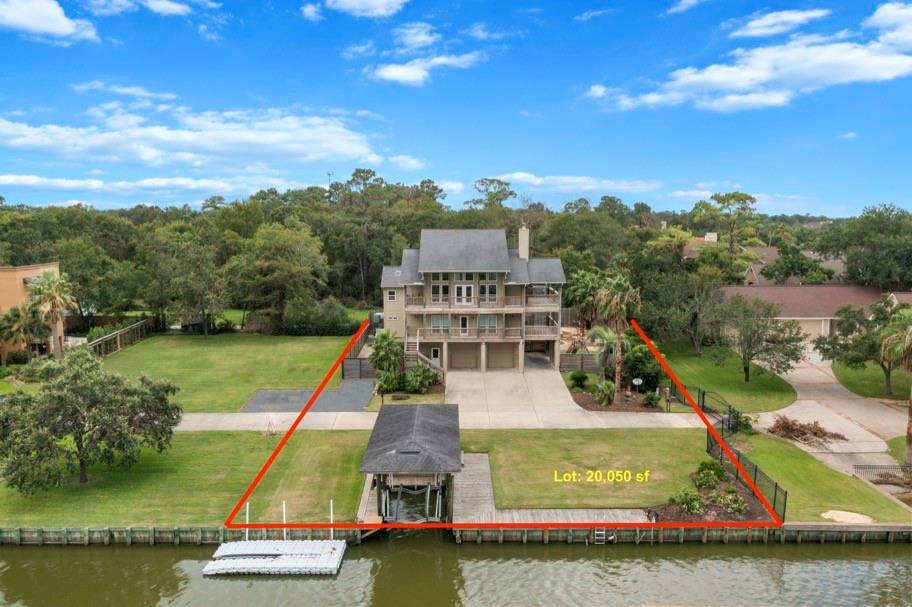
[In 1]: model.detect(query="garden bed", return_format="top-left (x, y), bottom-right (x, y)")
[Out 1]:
top-left (570, 389), bottom-right (667, 413)
top-left (652, 470), bottom-right (771, 522)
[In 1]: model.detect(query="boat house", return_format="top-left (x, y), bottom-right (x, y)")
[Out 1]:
top-left (360, 404), bottom-right (461, 523)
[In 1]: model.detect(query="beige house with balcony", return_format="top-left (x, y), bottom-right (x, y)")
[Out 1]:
top-left (381, 227), bottom-right (565, 371)
top-left (0, 262), bottom-right (65, 361)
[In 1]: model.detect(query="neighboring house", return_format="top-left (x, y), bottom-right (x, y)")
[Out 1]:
top-left (720, 284), bottom-right (883, 341)
top-left (381, 227), bottom-right (565, 371)
top-left (0, 262), bottom-right (64, 359)
top-left (742, 247), bottom-right (845, 286)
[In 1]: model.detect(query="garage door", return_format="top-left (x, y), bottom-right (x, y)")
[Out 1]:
top-left (450, 343), bottom-right (479, 369)
top-left (487, 343), bottom-right (516, 369)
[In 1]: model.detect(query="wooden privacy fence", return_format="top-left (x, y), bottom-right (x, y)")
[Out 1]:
top-left (559, 353), bottom-right (600, 373)
top-left (85, 318), bottom-right (155, 357)
top-left (343, 357), bottom-right (376, 380)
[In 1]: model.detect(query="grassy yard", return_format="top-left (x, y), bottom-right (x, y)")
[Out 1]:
top-left (345, 307), bottom-right (371, 322)
top-left (103, 333), bottom-right (348, 411)
top-left (0, 431), bottom-right (367, 527)
top-left (733, 433), bottom-right (911, 523)
top-left (0, 378), bottom-right (39, 395)
top-left (661, 343), bottom-right (796, 413)
top-left (461, 429), bottom-right (707, 509)
top-left (832, 362), bottom-right (912, 401)
top-left (888, 436), bottom-right (907, 465)
top-left (366, 391), bottom-right (445, 412)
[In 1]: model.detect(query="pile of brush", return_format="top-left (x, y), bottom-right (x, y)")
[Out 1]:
top-left (768, 415), bottom-right (847, 445)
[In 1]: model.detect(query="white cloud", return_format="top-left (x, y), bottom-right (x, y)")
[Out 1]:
top-left (85, 0), bottom-right (135, 15)
top-left (324, 0), bottom-right (409, 18)
top-left (668, 189), bottom-right (714, 199)
top-left (0, 0), bottom-right (98, 42)
top-left (371, 51), bottom-right (485, 86)
top-left (498, 171), bottom-right (662, 193)
top-left (72, 80), bottom-right (177, 100)
top-left (439, 180), bottom-right (464, 196)
top-left (603, 5), bottom-right (912, 112)
top-left (0, 103), bottom-right (379, 168)
top-left (141, 0), bottom-right (191, 16)
top-left (666, 0), bottom-right (706, 15)
top-left (300, 2), bottom-right (322, 21)
top-left (392, 21), bottom-right (439, 51)
top-left (586, 84), bottom-right (608, 99)
top-left (0, 173), bottom-right (309, 195)
top-left (342, 40), bottom-right (375, 59)
top-left (731, 9), bottom-right (831, 38)
top-left (197, 22), bottom-right (218, 40)
top-left (865, 2), bottom-right (912, 50)
top-left (389, 154), bottom-right (426, 170)
top-left (840, 131), bottom-right (858, 139)
top-left (463, 22), bottom-right (507, 40)
top-left (574, 8), bottom-right (613, 22)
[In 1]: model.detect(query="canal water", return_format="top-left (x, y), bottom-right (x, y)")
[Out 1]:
top-left (1, 531), bottom-right (910, 606)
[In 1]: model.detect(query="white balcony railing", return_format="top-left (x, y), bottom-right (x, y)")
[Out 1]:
top-left (406, 294), bottom-right (525, 309)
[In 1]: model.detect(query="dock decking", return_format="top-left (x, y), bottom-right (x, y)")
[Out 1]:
top-left (453, 453), bottom-right (649, 524)
top-left (202, 540), bottom-right (346, 576)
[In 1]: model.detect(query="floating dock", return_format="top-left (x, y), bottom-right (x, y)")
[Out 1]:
top-left (202, 540), bottom-right (346, 576)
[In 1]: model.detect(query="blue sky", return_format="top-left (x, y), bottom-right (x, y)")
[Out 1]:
top-left (1, 0), bottom-right (911, 216)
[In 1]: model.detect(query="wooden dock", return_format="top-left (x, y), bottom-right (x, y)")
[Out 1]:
top-left (202, 540), bottom-right (347, 576)
top-left (453, 453), bottom-right (649, 524)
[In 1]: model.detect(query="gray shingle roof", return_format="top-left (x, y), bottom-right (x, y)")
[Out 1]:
top-left (528, 258), bottom-right (566, 284)
top-left (360, 404), bottom-right (461, 475)
top-left (417, 229), bottom-right (511, 273)
top-left (381, 249), bottom-right (421, 288)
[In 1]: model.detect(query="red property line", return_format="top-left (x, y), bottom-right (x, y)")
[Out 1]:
top-left (225, 318), bottom-right (783, 529)
top-left (223, 319), bottom-right (370, 528)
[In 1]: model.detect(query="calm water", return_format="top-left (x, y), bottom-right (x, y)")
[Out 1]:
top-left (1, 531), bottom-right (910, 606)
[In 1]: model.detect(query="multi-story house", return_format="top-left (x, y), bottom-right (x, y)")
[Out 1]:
top-left (381, 227), bottom-right (565, 372)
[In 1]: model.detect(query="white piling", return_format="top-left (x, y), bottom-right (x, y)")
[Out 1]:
top-left (245, 502), bottom-right (250, 541)
top-left (282, 500), bottom-right (287, 540)
top-left (330, 499), bottom-right (334, 541)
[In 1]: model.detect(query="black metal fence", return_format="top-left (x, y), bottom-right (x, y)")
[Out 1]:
top-left (853, 464), bottom-right (911, 486)
top-left (706, 432), bottom-right (788, 521)
top-left (669, 383), bottom-right (742, 436)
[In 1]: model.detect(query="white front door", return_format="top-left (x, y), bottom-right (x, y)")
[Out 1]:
top-left (455, 284), bottom-right (473, 305)
top-left (430, 347), bottom-right (441, 366)
top-left (459, 316), bottom-right (469, 336)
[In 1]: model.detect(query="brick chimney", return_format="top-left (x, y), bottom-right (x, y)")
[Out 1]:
top-left (518, 225), bottom-right (530, 260)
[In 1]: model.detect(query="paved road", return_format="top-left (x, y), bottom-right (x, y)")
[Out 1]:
top-left (241, 380), bottom-right (374, 413)
top-left (757, 357), bottom-right (907, 475)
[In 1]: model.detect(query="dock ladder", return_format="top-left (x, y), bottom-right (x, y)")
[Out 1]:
top-left (593, 528), bottom-right (607, 545)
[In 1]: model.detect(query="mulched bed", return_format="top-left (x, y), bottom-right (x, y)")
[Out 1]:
top-left (570, 389), bottom-right (666, 413)
top-left (651, 472), bottom-right (773, 523)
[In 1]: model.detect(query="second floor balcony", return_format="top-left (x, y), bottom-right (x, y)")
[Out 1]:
top-left (405, 295), bottom-right (526, 309)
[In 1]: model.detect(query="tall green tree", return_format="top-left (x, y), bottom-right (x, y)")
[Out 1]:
top-left (171, 235), bottom-right (225, 338)
top-left (716, 295), bottom-right (806, 382)
top-left (593, 274), bottom-right (641, 402)
top-left (761, 244), bottom-right (833, 284)
top-left (1, 301), bottom-right (50, 363)
top-left (0, 348), bottom-right (180, 492)
top-left (26, 270), bottom-right (75, 359)
top-left (711, 192), bottom-right (757, 259)
top-left (880, 308), bottom-right (912, 467)
top-left (814, 297), bottom-right (906, 396)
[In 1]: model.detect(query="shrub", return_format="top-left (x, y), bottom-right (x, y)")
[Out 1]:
top-left (711, 490), bottom-right (746, 514)
top-left (622, 344), bottom-right (663, 391)
top-left (737, 414), bottom-right (758, 435)
top-left (283, 296), bottom-right (361, 336)
top-left (569, 370), bottom-right (589, 390)
top-left (643, 392), bottom-right (660, 407)
top-left (6, 350), bottom-right (29, 365)
top-left (669, 489), bottom-right (705, 515)
top-left (17, 358), bottom-right (51, 383)
top-left (695, 468), bottom-right (722, 489)
top-left (405, 363), bottom-right (438, 394)
top-left (377, 369), bottom-right (401, 394)
top-left (697, 459), bottom-right (727, 482)
top-left (592, 380), bottom-right (615, 406)
top-left (369, 330), bottom-right (404, 377)
top-left (0, 367), bottom-right (8, 379)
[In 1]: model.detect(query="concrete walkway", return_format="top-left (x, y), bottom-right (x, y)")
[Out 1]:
top-left (757, 357), bottom-right (907, 476)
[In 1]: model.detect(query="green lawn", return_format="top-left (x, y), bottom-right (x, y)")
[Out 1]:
top-left (0, 431), bottom-right (367, 526)
top-left (0, 378), bottom-right (39, 395)
top-left (661, 343), bottom-right (797, 413)
top-left (345, 307), bottom-right (371, 322)
top-left (366, 391), bottom-right (445, 412)
top-left (733, 433), bottom-right (912, 523)
top-left (888, 436), bottom-right (908, 465)
top-left (461, 429), bottom-right (706, 509)
top-left (103, 334), bottom-right (348, 411)
top-left (832, 362), bottom-right (912, 401)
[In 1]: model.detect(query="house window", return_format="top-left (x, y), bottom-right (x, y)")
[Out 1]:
top-left (455, 272), bottom-right (474, 281)
top-left (480, 273), bottom-right (497, 302)
top-left (431, 272), bottom-right (450, 281)
top-left (387, 315), bottom-right (398, 321)
top-left (431, 315), bottom-right (450, 329)
top-left (478, 314), bottom-right (497, 333)
top-left (387, 290), bottom-right (397, 301)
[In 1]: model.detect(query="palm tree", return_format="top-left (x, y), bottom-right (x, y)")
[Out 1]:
top-left (26, 270), bottom-right (75, 359)
top-left (593, 274), bottom-right (641, 404)
top-left (2, 302), bottom-right (51, 362)
top-left (369, 330), bottom-right (404, 377)
top-left (564, 269), bottom-right (606, 353)
top-left (881, 308), bottom-right (912, 467)
top-left (587, 326), bottom-right (630, 383)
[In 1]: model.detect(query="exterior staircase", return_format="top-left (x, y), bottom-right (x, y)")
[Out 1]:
top-left (404, 337), bottom-right (445, 384)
